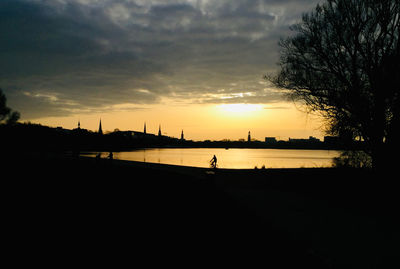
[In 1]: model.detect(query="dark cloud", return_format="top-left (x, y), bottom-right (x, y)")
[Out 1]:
top-left (0, 0), bottom-right (320, 119)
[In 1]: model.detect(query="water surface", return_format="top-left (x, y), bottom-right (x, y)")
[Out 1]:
top-left (84, 148), bottom-right (341, 169)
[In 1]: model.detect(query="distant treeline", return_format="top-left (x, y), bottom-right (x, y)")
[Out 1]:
top-left (1, 123), bottom-right (362, 153)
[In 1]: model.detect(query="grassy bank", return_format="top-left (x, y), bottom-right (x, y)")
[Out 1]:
top-left (3, 152), bottom-right (399, 268)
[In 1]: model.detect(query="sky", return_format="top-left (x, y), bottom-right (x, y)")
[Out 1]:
top-left (0, 0), bottom-right (324, 141)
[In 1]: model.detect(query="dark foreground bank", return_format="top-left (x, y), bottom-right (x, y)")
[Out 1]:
top-left (3, 152), bottom-right (399, 268)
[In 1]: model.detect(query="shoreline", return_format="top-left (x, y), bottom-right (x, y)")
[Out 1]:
top-left (4, 151), bottom-right (398, 268)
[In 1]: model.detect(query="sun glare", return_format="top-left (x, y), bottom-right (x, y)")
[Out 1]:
top-left (218, 104), bottom-right (263, 115)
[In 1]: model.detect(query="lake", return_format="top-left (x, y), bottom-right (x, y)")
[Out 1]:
top-left (83, 148), bottom-right (342, 169)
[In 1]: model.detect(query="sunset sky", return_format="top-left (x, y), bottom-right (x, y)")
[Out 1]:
top-left (1, 0), bottom-right (324, 141)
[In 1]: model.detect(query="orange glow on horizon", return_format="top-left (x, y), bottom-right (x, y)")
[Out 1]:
top-left (27, 102), bottom-right (325, 142)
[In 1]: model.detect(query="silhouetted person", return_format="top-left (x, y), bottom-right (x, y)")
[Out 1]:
top-left (73, 148), bottom-right (80, 159)
top-left (108, 152), bottom-right (113, 160)
top-left (95, 153), bottom-right (101, 163)
top-left (210, 155), bottom-right (217, 169)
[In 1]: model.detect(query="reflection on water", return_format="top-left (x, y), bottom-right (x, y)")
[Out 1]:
top-left (83, 148), bottom-right (342, 169)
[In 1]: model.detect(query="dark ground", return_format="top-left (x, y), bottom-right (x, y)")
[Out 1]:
top-left (2, 152), bottom-right (399, 268)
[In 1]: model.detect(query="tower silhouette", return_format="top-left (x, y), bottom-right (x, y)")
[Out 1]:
top-left (248, 131), bottom-right (251, 142)
top-left (98, 119), bottom-right (103, 135)
top-left (144, 122), bottom-right (146, 134)
top-left (78, 120), bottom-right (81, 129)
top-left (158, 125), bottom-right (162, 136)
top-left (181, 130), bottom-right (184, 140)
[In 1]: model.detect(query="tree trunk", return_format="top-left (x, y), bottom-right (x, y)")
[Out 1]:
top-left (370, 95), bottom-right (387, 171)
top-left (370, 141), bottom-right (386, 171)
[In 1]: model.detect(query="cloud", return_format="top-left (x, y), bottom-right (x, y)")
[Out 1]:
top-left (1, 0), bottom-right (320, 119)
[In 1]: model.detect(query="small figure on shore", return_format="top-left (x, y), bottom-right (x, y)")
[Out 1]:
top-left (95, 153), bottom-right (101, 163)
top-left (210, 155), bottom-right (217, 169)
top-left (72, 148), bottom-right (80, 159)
top-left (108, 151), bottom-right (113, 160)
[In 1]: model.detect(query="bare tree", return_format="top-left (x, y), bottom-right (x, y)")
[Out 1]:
top-left (269, 0), bottom-right (400, 170)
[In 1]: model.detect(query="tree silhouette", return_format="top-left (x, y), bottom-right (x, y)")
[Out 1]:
top-left (0, 88), bottom-right (20, 125)
top-left (269, 0), bottom-right (400, 170)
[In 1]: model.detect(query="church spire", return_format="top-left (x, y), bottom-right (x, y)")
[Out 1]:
top-left (144, 122), bottom-right (146, 134)
top-left (158, 124), bottom-right (162, 136)
top-left (181, 129), bottom-right (184, 140)
top-left (248, 131), bottom-right (251, 142)
top-left (98, 119), bottom-right (103, 135)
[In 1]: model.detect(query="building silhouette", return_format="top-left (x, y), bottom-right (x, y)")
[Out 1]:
top-left (265, 137), bottom-right (277, 143)
top-left (248, 131), bottom-right (251, 142)
top-left (98, 119), bottom-right (103, 135)
top-left (158, 125), bottom-right (162, 136)
top-left (181, 130), bottom-right (184, 140)
top-left (144, 122), bottom-right (146, 134)
top-left (289, 136), bottom-right (320, 143)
